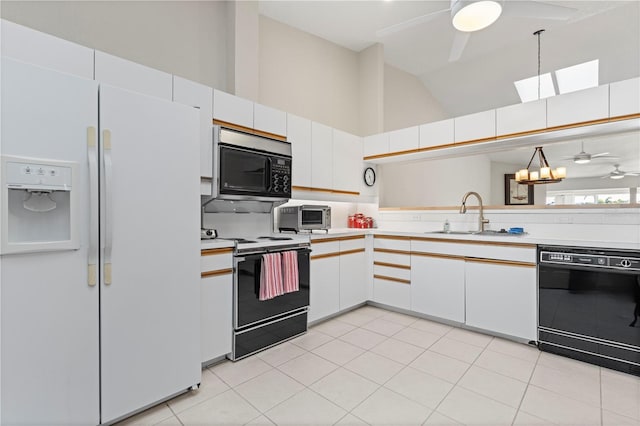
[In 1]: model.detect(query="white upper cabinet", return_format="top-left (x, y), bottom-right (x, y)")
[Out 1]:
top-left (311, 122), bottom-right (333, 189)
top-left (172, 76), bottom-right (214, 179)
top-left (254, 103), bottom-right (287, 137)
top-left (1, 19), bottom-right (94, 79)
top-left (363, 133), bottom-right (390, 157)
top-left (609, 77), bottom-right (640, 117)
top-left (496, 99), bottom-right (547, 136)
top-left (94, 51), bottom-right (172, 100)
top-left (332, 129), bottom-right (362, 193)
top-left (212, 89), bottom-right (253, 128)
top-left (389, 126), bottom-right (419, 153)
top-left (454, 110), bottom-right (496, 142)
top-left (546, 85), bottom-right (609, 128)
top-left (287, 114), bottom-right (312, 188)
top-left (419, 119), bottom-right (454, 148)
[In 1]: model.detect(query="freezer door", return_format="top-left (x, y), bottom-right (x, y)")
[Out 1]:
top-left (98, 84), bottom-right (201, 423)
top-left (0, 58), bottom-right (100, 424)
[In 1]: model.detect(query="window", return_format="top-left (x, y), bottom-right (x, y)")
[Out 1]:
top-left (514, 60), bottom-right (599, 103)
top-left (546, 188), bottom-right (632, 206)
top-left (514, 73), bottom-right (555, 103)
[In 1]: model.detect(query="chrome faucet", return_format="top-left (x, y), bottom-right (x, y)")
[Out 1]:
top-left (460, 191), bottom-right (489, 233)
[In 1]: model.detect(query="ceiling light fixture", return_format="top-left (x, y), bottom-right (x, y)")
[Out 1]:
top-left (516, 147), bottom-right (566, 185)
top-left (451, 0), bottom-right (502, 32)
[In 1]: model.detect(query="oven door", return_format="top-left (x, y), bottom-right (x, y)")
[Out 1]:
top-left (539, 263), bottom-right (640, 367)
top-left (234, 248), bottom-right (310, 329)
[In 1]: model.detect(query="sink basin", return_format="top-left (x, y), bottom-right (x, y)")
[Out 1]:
top-left (429, 231), bottom-right (475, 235)
top-left (427, 230), bottom-right (526, 237)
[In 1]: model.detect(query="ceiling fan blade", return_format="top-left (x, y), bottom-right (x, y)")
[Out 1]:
top-left (376, 8), bottom-right (450, 38)
top-left (449, 31), bottom-right (471, 62)
top-left (625, 172), bottom-right (640, 176)
top-left (591, 152), bottom-right (611, 158)
top-left (502, 0), bottom-right (577, 20)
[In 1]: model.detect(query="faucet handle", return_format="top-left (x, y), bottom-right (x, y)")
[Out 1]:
top-left (482, 218), bottom-right (490, 224)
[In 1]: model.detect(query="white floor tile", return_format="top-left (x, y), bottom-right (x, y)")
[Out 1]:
top-left (352, 387), bottom-right (432, 426)
top-left (457, 365), bottom-right (527, 408)
top-left (392, 327), bottom-right (441, 349)
top-left (339, 327), bottom-right (387, 350)
top-left (336, 310), bottom-right (376, 327)
top-left (370, 337), bottom-right (425, 365)
top-left (437, 386), bottom-right (517, 425)
top-left (116, 403), bottom-right (174, 426)
top-left (344, 351), bottom-right (404, 385)
top-left (409, 350), bottom-right (471, 384)
top-left (519, 385), bottom-right (602, 426)
top-left (384, 366), bottom-right (453, 409)
top-left (334, 413), bottom-right (370, 425)
top-left (310, 367), bottom-right (379, 411)
top-left (603, 410), bottom-right (640, 426)
top-left (381, 310), bottom-right (418, 326)
top-left (429, 337), bottom-right (484, 364)
top-left (409, 318), bottom-right (453, 336)
top-left (290, 329), bottom-right (334, 351)
top-left (361, 317), bottom-right (406, 336)
top-left (234, 369), bottom-right (305, 412)
top-left (486, 338), bottom-right (540, 363)
top-left (536, 351), bottom-right (600, 379)
top-left (530, 363), bottom-right (601, 405)
top-left (153, 415), bottom-right (182, 426)
top-left (257, 341), bottom-right (306, 367)
top-left (264, 388), bottom-right (347, 425)
top-left (511, 410), bottom-right (550, 425)
top-left (355, 305), bottom-right (388, 318)
top-left (311, 339), bottom-right (365, 365)
top-left (445, 327), bottom-right (493, 348)
top-left (245, 415), bottom-right (276, 425)
top-left (277, 351), bottom-right (339, 385)
top-left (601, 367), bottom-right (640, 420)
top-left (423, 411), bottom-right (462, 425)
top-left (311, 318), bottom-right (357, 337)
top-left (168, 368), bottom-right (230, 413)
top-left (473, 349), bottom-right (536, 383)
top-left (177, 389), bottom-right (260, 426)
top-left (210, 356), bottom-right (272, 387)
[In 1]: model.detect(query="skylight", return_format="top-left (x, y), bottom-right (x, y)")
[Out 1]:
top-left (555, 60), bottom-right (599, 94)
top-left (514, 73), bottom-right (555, 103)
top-left (514, 60), bottom-right (600, 103)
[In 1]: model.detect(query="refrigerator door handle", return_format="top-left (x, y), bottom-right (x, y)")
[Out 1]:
top-left (103, 129), bottom-right (113, 285)
top-left (87, 127), bottom-right (98, 286)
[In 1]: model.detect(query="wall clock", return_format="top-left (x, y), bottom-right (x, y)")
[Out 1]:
top-left (363, 167), bottom-right (376, 187)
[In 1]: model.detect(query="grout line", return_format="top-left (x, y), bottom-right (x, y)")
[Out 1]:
top-left (165, 403), bottom-right (184, 426)
top-left (510, 344), bottom-right (542, 426)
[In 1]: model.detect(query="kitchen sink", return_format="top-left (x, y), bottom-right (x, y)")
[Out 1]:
top-left (428, 230), bottom-right (526, 236)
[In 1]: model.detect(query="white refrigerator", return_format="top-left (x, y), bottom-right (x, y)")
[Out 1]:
top-left (0, 57), bottom-right (201, 424)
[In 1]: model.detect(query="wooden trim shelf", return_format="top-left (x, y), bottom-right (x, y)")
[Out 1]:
top-left (374, 248), bottom-right (412, 256)
top-left (373, 274), bottom-right (411, 284)
top-left (464, 257), bottom-right (536, 268)
top-left (292, 185), bottom-right (360, 196)
top-left (201, 268), bottom-right (233, 278)
top-left (374, 235), bottom-right (412, 241)
top-left (213, 119), bottom-right (287, 142)
top-left (374, 261), bottom-right (411, 270)
top-left (311, 252), bottom-right (341, 260)
top-left (412, 251), bottom-right (465, 261)
top-left (201, 247), bottom-right (234, 256)
top-left (380, 203), bottom-right (640, 211)
top-left (312, 235), bottom-right (365, 244)
top-left (363, 113), bottom-right (640, 162)
top-left (341, 248), bottom-right (366, 256)
top-left (411, 236), bottom-right (536, 248)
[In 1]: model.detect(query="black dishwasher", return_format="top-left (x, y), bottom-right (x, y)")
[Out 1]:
top-left (538, 245), bottom-right (640, 376)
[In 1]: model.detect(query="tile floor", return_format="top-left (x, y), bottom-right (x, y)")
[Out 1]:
top-left (119, 306), bottom-right (640, 426)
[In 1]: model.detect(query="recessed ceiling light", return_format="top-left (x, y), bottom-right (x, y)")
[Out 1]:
top-left (452, 0), bottom-right (502, 32)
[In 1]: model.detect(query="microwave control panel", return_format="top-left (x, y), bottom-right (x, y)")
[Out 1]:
top-left (271, 157), bottom-right (291, 195)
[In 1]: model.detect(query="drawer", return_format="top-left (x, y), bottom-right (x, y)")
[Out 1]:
top-left (340, 236), bottom-right (366, 251)
top-left (373, 278), bottom-right (411, 310)
top-left (374, 236), bottom-right (411, 251)
top-left (411, 240), bottom-right (536, 263)
top-left (374, 264), bottom-right (411, 281)
top-left (200, 250), bottom-right (233, 274)
top-left (373, 250), bottom-right (411, 266)
top-left (311, 241), bottom-right (340, 257)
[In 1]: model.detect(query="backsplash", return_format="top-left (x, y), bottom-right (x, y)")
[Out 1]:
top-left (377, 207), bottom-right (640, 244)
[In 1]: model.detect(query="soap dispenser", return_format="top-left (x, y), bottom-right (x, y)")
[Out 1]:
top-left (443, 219), bottom-right (450, 232)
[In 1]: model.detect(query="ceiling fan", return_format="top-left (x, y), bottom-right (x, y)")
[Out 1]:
top-left (600, 164), bottom-right (640, 180)
top-left (561, 141), bottom-right (619, 164)
top-left (375, 0), bottom-right (577, 62)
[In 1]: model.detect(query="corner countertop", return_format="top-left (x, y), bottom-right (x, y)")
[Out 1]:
top-left (200, 239), bottom-right (235, 250)
top-left (306, 228), bottom-right (640, 251)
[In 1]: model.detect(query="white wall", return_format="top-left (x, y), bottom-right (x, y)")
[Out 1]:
top-left (0, 1), bottom-right (228, 91)
top-left (379, 155), bottom-right (491, 207)
top-left (384, 64), bottom-right (449, 132)
top-left (359, 43), bottom-right (384, 136)
top-left (258, 16), bottom-right (360, 135)
top-left (228, 1), bottom-right (260, 100)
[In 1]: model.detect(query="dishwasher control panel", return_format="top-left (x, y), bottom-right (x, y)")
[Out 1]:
top-left (540, 251), bottom-right (640, 271)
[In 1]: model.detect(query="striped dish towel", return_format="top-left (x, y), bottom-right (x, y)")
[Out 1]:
top-left (259, 253), bottom-right (284, 301)
top-left (282, 251), bottom-right (299, 293)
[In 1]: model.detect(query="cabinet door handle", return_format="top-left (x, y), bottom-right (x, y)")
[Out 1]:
top-left (103, 129), bottom-right (113, 285)
top-left (87, 126), bottom-right (98, 286)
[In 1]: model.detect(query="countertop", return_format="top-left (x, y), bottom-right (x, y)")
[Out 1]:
top-left (307, 228), bottom-right (640, 251)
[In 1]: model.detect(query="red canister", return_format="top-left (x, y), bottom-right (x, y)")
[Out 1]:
top-left (348, 215), bottom-right (355, 228)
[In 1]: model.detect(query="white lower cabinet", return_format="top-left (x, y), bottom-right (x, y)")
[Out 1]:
top-left (464, 260), bottom-right (537, 341)
top-left (309, 254), bottom-right (340, 323)
top-left (339, 238), bottom-right (367, 310)
top-left (411, 255), bottom-right (465, 323)
top-left (200, 249), bottom-right (233, 364)
top-left (373, 277), bottom-right (411, 310)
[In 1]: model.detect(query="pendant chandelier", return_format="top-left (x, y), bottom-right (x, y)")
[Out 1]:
top-left (516, 146), bottom-right (566, 184)
top-left (514, 29), bottom-right (566, 185)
